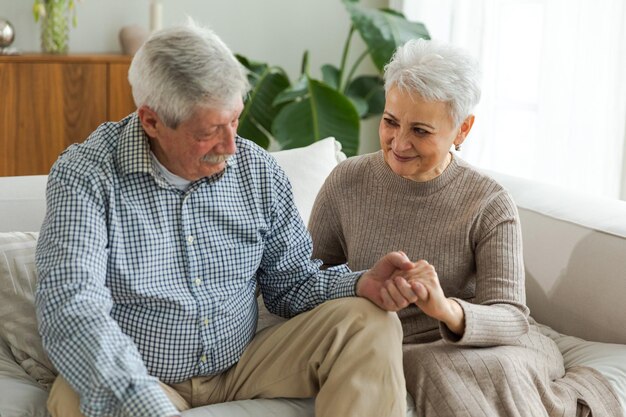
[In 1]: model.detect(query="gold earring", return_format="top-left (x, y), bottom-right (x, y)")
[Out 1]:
top-left (455, 144), bottom-right (461, 151)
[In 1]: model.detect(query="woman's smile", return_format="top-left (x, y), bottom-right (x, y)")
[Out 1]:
top-left (392, 152), bottom-right (419, 163)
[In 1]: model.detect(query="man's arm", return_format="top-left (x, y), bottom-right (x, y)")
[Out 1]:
top-left (256, 164), bottom-right (416, 317)
top-left (35, 174), bottom-right (178, 417)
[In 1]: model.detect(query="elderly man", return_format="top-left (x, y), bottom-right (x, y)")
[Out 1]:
top-left (35, 23), bottom-right (417, 417)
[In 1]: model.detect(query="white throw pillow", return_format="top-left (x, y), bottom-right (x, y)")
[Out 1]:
top-left (270, 137), bottom-right (345, 226)
top-left (0, 232), bottom-right (56, 389)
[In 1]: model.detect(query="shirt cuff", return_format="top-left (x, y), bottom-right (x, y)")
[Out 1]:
top-left (328, 271), bottom-right (362, 299)
top-left (120, 382), bottom-right (179, 417)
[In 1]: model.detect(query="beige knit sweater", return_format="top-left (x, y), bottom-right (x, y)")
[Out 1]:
top-left (309, 151), bottom-right (623, 417)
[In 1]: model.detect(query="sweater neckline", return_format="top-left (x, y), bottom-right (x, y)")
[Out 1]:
top-left (371, 150), bottom-right (462, 196)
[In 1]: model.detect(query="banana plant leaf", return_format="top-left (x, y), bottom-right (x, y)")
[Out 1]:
top-left (321, 64), bottom-right (341, 90)
top-left (273, 75), bottom-right (308, 106)
top-left (272, 77), bottom-right (360, 156)
top-left (345, 75), bottom-right (385, 118)
top-left (344, 2), bottom-right (430, 72)
top-left (237, 61), bottom-right (290, 149)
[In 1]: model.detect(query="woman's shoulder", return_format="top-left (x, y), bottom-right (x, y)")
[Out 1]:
top-left (455, 157), bottom-right (510, 195)
top-left (337, 152), bottom-right (377, 172)
top-left (327, 152), bottom-right (378, 185)
top-left (454, 157), bottom-right (518, 212)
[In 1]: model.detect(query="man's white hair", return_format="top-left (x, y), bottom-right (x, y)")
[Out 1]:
top-left (384, 38), bottom-right (481, 127)
top-left (128, 21), bottom-right (249, 128)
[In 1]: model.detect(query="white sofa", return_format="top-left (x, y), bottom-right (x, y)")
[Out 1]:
top-left (1, 138), bottom-right (625, 417)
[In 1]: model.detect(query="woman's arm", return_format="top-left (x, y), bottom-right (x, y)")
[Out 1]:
top-left (393, 189), bottom-right (529, 346)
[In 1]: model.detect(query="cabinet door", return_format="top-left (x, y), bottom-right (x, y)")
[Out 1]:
top-left (12, 62), bottom-right (108, 176)
top-left (0, 64), bottom-right (18, 176)
top-left (109, 62), bottom-right (136, 121)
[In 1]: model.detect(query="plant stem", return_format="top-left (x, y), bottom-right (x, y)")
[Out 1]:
top-left (343, 49), bottom-right (369, 93)
top-left (337, 25), bottom-right (355, 92)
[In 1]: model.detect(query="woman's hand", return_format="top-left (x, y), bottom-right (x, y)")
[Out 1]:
top-left (390, 260), bottom-right (465, 336)
top-left (356, 251), bottom-right (419, 311)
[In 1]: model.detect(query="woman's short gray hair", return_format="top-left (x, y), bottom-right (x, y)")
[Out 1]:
top-left (384, 38), bottom-right (481, 127)
top-left (128, 22), bottom-right (249, 129)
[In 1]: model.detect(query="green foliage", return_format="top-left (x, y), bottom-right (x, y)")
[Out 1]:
top-left (33, 0), bottom-right (79, 27)
top-left (238, 0), bottom-right (429, 156)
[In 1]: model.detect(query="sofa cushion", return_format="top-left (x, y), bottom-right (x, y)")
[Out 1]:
top-left (0, 337), bottom-right (49, 417)
top-left (0, 175), bottom-right (48, 233)
top-left (537, 323), bottom-right (626, 411)
top-left (0, 232), bottom-right (56, 389)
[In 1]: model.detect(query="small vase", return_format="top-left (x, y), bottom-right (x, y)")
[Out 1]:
top-left (40, 2), bottom-right (70, 54)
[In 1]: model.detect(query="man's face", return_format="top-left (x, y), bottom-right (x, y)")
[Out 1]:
top-left (141, 98), bottom-right (244, 181)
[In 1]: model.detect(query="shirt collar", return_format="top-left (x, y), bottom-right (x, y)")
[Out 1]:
top-left (116, 113), bottom-right (154, 177)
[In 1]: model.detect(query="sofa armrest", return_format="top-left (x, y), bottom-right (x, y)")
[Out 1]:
top-left (484, 169), bottom-right (626, 344)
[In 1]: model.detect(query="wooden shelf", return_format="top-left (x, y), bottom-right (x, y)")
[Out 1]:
top-left (0, 54), bottom-right (136, 176)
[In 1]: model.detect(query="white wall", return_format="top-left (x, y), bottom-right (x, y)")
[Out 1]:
top-left (0, 0), bottom-right (388, 154)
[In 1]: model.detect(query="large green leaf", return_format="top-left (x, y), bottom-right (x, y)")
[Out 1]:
top-left (345, 75), bottom-right (385, 118)
top-left (272, 77), bottom-right (360, 156)
top-left (321, 64), bottom-right (341, 90)
top-left (238, 66), bottom-right (290, 149)
top-left (345, 3), bottom-right (430, 72)
top-left (236, 54), bottom-right (268, 87)
top-left (273, 75), bottom-right (308, 106)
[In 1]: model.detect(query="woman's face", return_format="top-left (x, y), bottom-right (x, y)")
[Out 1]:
top-left (379, 86), bottom-right (472, 182)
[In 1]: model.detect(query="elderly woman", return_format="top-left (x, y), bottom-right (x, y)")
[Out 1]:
top-left (309, 39), bottom-right (622, 416)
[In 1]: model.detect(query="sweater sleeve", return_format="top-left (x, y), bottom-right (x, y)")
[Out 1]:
top-left (308, 174), bottom-right (348, 268)
top-left (440, 190), bottom-right (530, 346)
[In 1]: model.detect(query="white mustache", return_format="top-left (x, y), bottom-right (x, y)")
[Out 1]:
top-left (201, 153), bottom-right (233, 164)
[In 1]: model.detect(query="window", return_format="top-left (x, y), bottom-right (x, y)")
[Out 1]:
top-left (396, 0), bottom-right (626, 199)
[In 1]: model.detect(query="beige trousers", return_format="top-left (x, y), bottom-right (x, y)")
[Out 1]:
top-left (47, 298), bottom-right (406, 417)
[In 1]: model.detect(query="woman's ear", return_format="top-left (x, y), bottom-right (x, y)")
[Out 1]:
top-left (454, 114), bottom-right (475, 147)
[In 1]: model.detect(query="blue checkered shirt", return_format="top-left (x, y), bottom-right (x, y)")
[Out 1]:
top-left (35, 114), bottom-right (361, 417)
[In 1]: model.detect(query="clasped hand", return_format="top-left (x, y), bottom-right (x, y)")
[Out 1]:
top-left (357, 254), bottom-right (465, 335)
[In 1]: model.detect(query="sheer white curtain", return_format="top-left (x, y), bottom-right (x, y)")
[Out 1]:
top-left (398, 0), bottom-right (626, 199)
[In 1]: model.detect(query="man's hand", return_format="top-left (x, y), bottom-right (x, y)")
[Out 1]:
top-left (356, 251), bottom-right (419, 311)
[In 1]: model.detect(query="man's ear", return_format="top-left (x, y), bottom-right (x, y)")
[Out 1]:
top-left (454, 114), bottom-right (475, 148)
top-left (137, 105), bottom-right (160, 138)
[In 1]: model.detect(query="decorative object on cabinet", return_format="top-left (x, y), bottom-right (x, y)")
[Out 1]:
top-left (0, 54), bottom-right (136, 176)
top-left (119, 25), bottom-right (149, 55)
top-left (149, 1), bottom-right (163, 32)
top-left (0, 18), bottom-right (18, 55)
top-left (32, 0), bottom-right (82, 54)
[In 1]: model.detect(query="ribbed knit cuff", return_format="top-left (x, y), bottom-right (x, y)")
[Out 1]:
top-left (440, 298), bottom-right (529, 347)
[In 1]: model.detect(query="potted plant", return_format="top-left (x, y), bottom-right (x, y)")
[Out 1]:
top-left (237, 0), bottom-right (429, 156)
top-left (32, 0), bottom-right (81, 54)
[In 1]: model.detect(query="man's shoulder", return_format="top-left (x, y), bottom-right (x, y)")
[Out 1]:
top-left (234, 136), bottom-right (282, 174)
top-left (50, 118), bottom-right (129, 186)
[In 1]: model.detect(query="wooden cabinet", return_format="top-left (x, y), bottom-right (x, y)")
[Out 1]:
top-left (0, 54), bottom-right (136, 176)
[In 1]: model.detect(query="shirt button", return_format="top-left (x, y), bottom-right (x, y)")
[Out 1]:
top-left (187, 235), bottom-right (194, 244)
top-left (203, 318), bottom-right (210, 326)
top-left (200, 355), bottom-right (207, 363)
top-left (194, 278), bottom-right (202, 286)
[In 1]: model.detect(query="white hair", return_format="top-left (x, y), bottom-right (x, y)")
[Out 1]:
top-left (128, 21), bottom-right (249, 128)
top-left (383, 38), bottom-right (481, 127)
